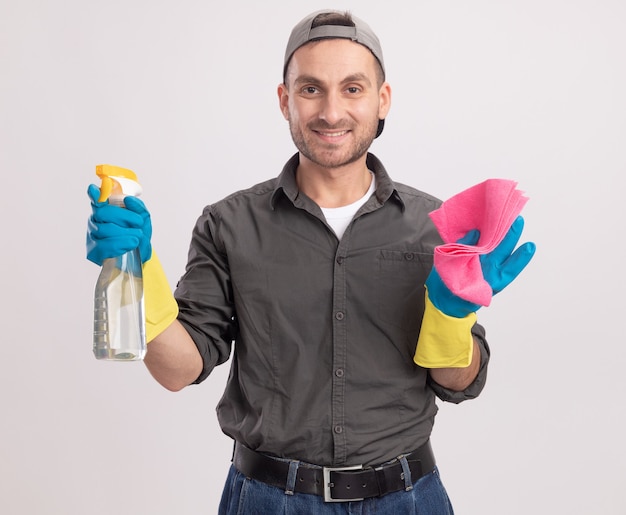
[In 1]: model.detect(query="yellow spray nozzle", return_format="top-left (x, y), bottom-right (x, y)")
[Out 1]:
top-left (95, 164), bottom-right (140, 202)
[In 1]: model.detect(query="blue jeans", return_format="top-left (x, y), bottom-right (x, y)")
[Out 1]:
top-left (218, 463), bottom-right (454, 514)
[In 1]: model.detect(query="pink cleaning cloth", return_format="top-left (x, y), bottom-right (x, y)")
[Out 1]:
top-left (430, 179), bottom-right (529, 306)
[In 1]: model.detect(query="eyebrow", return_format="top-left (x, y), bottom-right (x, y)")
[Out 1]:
top-left (293, 72), bottom-right (373, 88)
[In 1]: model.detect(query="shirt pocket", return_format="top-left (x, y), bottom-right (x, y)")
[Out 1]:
top-left (376, 249), bottom-right (432, 333)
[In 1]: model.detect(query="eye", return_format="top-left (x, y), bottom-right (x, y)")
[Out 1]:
top-left (301, 86), bottom-right (319, 95)
top-left (346, 86), bottom-right (362, 95)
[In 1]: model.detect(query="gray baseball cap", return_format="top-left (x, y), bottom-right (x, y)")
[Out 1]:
top-left (283, 10), bottom-right (387, 137)
top-left (284, 10), bottom-right (385, 78)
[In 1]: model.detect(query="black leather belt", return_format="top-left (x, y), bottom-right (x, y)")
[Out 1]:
top-left (232, 440), bottom-right (436, 502)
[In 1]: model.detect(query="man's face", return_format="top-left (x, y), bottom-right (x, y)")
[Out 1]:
top-left (279, 39), bottom-right (390, 170)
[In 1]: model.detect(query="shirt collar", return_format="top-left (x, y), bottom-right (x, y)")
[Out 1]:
top-left (270, 153), bottom-right (405, 211)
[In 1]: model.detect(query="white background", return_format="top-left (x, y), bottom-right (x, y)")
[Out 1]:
top-left (1, 1), bottom-right (625, 513)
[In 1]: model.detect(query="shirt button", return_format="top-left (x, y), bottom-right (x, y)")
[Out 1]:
top-left (335, 311), bottom-right (345, 321)
top-left (334, 425), bottom-right (343, 434)
top-left (335, 368), bottom-right (344, 378)
top-left (404, 252), bottom-right (414, 261)
top-left (336, 256), bottom-right (344, 264)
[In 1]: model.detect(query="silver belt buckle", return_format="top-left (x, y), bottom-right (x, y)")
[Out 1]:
top-left (323, 464), bottom-right (364, 502)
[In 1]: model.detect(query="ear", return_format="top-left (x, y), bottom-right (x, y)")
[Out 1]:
top-left (277, 83), bottom-right (290, 120)
top-left (378, 82), bottom-right (392, 120)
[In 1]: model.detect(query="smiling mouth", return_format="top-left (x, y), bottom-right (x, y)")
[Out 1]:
top-left (316, 130), bottom-right (349, 138)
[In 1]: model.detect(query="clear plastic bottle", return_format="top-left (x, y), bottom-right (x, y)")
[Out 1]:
top-left (93, 165), bottom-right (146, 361)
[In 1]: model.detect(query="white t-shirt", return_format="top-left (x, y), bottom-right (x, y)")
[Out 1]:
top-left (320, 173), bottom-right (376, 239)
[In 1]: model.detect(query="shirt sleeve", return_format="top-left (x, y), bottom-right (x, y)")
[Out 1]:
top-left (426, 322), bottom-right (490, 404)
top-left (174, 205), bottom-right (238, 384)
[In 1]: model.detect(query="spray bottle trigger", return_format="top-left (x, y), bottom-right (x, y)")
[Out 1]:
top-left (98, 176), bottom-right (114, 202)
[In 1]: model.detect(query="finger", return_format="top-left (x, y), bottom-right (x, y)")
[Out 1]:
top-left (87, 184), bottom-right (103, 204)
top-left (91, 203), bottom-right (145, 228)
top-left (86, 236), bottom-right (140, 263)
top-left (484, 216), bottom-right (524, 266)
top-left (88, 218), bottom-right (144, 241)
top-left (124, 196), bottom-right (149, 216)
top-left (491, 241), bottom-right (536, 294)
top-left (456, 228), bottom-right (480, 245)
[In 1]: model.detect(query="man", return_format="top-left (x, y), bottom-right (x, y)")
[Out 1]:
top-left (87, 10), bottom-right (535, 514)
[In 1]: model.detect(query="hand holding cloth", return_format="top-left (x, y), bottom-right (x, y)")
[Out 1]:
top-left (430, 179), bottom-right (529, 306)
top-left (414, 179), bottom-right (536, 369)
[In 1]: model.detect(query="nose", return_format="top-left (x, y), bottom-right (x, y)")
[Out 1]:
top-left (318, 91), bottom-right (344, 126)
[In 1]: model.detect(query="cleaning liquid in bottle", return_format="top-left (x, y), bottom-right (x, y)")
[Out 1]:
top-left (93, 164), bottom-right (146, 361)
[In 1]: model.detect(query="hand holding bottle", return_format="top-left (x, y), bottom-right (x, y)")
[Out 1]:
top-left (89, 165), bottom-right (148, 361)
top-left (86, 165), bottom-right (179, 351)
top-left (86, 183), bottom-right (152, 265)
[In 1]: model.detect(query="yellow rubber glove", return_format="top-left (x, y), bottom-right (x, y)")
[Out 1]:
top-left (143, 252), bottom-right (179, 342)
top-left (413, 289), bottom-right (476, 368)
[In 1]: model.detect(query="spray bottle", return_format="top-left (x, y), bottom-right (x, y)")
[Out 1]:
top-left (93, 164), bottom-right (146, 361)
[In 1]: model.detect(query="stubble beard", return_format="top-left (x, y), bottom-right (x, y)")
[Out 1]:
top-left (289, 117), bottom-right (379, 170)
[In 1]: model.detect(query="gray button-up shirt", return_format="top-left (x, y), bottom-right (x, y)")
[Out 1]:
top-left (175, 153), bottom-right (490, 467)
